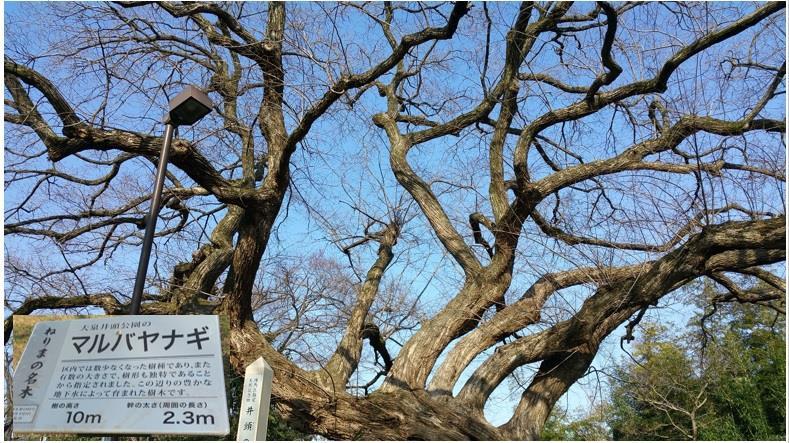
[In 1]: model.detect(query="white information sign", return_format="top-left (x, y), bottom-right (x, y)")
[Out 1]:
top-left (13, 315), bottom-right (229, 436)
top-left (236, 357), bottom-right (273, 441)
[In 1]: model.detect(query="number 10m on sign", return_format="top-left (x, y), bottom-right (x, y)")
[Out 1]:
top-left (66, 411), bottom-right (102, 424)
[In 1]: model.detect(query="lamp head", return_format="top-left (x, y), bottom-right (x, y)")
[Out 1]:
top-left (165, 85), bottom-right (213, 126)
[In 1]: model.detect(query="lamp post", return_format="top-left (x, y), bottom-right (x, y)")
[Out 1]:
top-left (129, 85), bottom-right (213, 315)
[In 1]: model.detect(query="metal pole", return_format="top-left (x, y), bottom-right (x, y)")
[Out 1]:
top-left (129, 122), bottom-right (176, 315)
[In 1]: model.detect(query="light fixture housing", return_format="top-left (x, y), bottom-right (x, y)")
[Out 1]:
top-left (166, 85), bottom-right (213, 126)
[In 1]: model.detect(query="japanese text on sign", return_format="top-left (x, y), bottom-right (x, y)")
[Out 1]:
top-left (19, 327), bottom-right (57, 400)
top-left (70, 325), bottom-right (211, 354)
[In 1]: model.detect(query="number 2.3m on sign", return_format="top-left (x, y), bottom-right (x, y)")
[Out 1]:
top-left (163, 410), bottom-right (215, 425)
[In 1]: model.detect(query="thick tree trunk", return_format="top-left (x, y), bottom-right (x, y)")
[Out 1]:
top-left (221, 206), bottom-right (281, 329)
top-left (380, 274), bottom-right (512, 393)
top-left (220, 203), bottom-right (280, 329)
top-left (170, 206), bottom-right (243, 313)
top-left (320, 223), bottom-right (398, 389)
top-left (502, 349), bottom-right (596, 439)
top-left (227, 322), bottom-right (505, 440)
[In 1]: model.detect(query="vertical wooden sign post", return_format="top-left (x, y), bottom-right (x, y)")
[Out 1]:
top-left (236, 357), bottom-right (273, 441)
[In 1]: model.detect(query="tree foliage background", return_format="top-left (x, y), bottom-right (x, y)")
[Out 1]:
top-left (4, 1), bottom-right (786, 440)
top-left (542, 287), bottom-right (785, 441)
top-left (608, 295), bottom-right (785, 440)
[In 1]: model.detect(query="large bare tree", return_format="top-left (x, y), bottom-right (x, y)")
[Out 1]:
top-left (4, 2), bottom-right (785, 439)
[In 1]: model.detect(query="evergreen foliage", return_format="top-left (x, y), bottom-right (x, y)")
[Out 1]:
top-left (608, 299), bottom-right (785, 440)
top-left (542, 286), bottom-right (785, 441)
